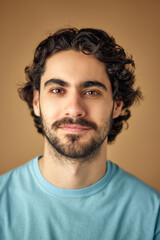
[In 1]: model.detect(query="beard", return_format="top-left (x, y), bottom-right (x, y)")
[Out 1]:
top-left (40, 111), bottom-right (113, 161)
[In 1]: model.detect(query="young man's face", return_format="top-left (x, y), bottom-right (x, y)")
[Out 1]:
top-left (33, 50), bottom-right (122, 159)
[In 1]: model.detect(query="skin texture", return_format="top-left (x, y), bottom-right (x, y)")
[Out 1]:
top-left (33, 50), bottom-right (123, 189)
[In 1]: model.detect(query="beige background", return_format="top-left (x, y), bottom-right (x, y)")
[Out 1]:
top-left (0, 0), bottom-right (160, 190)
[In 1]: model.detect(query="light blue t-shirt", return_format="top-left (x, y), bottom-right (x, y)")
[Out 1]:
top-left (0, 156), bottom-right (160, 240)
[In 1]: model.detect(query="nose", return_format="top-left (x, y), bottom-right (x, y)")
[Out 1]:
top-left (64, 93), bottom-right (86, 119)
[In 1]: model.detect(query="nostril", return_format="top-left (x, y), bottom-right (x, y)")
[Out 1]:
top-left (77, 113), bottom-right (82, 117)
top-left (65, 112), bottom-right (84, 118)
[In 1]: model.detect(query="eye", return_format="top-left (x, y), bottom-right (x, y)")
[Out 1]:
top-left (84, 90), bottom-right (101, 96)
top-left (51, 88), bottom-right (66, 95)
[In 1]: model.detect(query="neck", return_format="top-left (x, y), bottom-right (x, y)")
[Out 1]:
top-left (39, 139), bottom-right (108, 189)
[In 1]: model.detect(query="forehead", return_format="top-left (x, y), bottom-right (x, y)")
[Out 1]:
top-left (41, 50), bottom-right (111, 88)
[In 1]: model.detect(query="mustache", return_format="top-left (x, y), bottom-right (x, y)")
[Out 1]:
top-left (51, 117), bottom-right (97, 130)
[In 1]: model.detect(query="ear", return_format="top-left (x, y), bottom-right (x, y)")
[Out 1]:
top-left (33, 90), bottom-right (40, 117)
top-left (113, 100), bottom-right (123, 119)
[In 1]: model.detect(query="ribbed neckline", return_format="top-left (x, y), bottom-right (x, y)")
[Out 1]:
top-left (32, 156), bottom-right (113, 198)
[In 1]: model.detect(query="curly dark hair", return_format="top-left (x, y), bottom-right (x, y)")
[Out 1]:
top-left (18, 27), bottom-right (142, 143)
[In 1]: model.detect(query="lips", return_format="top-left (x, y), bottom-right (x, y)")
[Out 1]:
top-left (59, 124), bottom-right (90, 133)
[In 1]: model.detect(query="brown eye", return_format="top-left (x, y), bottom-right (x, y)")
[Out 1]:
top-left (84, 90), bottom-right (100, 96)
top-left (51, 88), bottom-right (66, 94)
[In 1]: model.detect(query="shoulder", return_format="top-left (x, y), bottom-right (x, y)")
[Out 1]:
top-left (0, 156), bottom-right (39, 193)
top-left (108, 161), bottom-right (160, 238)
top-left (109, 160), bottom-right (160, 205)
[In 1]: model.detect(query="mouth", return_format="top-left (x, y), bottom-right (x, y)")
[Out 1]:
top-left (59, 124), bottom-right (91, 133)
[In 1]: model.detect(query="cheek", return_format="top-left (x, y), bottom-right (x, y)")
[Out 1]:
top-left (40, 98), bottom-right (62, 121)
top-left (88, 100), bottom-right (113, 122)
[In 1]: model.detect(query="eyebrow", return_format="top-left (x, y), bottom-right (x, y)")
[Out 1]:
top-left (80, 81), bottom-right (107, 91)
top-left (44, 78), bottom-right (107, 91)
top-left (44, 79), bottom-right (69, 87)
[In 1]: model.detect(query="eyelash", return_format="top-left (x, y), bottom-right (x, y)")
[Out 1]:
top-left (50, 88), bottom-right (101, 97)
top-left (51, 88), bottom-right (66, 94)
top-left (84, 90), bottom-right (101, 96)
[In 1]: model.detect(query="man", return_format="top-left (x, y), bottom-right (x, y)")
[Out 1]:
top-left (0, 28), bottom-right (159, 239)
